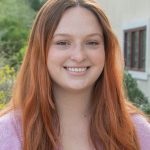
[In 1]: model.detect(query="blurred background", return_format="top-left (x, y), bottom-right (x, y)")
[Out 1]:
top-left (0, 0), bottom-right (150, 115)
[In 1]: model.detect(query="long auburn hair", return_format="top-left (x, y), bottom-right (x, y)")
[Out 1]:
top-left (0, 0), bottom-right (149, 149)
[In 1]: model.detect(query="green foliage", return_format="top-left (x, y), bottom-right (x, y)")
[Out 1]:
top-left (15, 46), bottom-right (26, 66)
top-left (0, 0), bottom-right (35, 68)
top-left (0, 65), bottom-right (16, 104)
top-left (0, 0), bottom-right (35, 108)
top-left (124, 72), bottom-right (150, 114)
top-left (27, 0), bottom-right (46, 11)
top-left (0, 18), bottom-right (28, 67)
top-left (28, 0), bottom-right (43, 11)
top-left (0, 103), bottom-right (5, 110)
top-left (140, 103), bottom-right (150, 115)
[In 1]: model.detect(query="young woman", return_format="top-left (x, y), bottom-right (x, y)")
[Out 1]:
top-left (0, 0), bottom-right (150, 150)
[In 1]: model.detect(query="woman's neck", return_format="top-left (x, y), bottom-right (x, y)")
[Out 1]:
top-left (53, 85), bottom-right (93, 121)
top-left (53, 85), bottom-right (94, 150)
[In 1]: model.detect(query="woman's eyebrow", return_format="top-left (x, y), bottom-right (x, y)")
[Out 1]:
top-left (53, 33), bottom-right (70, 37)
top-left (86, 33), bottom-right (103, 37)
top-left (86, 33), bottom-right (103, 39)
top-left (53, 33), bottom-right (103, 38)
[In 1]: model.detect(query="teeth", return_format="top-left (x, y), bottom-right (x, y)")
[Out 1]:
top-left (66, 67), bottom-right (87, 72)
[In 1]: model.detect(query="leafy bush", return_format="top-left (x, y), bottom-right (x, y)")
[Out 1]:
top-left (0, 65), bottom-right (16, 104)
top-left (139, 103), bottom-right (150, 115)
top-left (0, 103), bottom-right (5, 110)
top-left (0, 18), bottom-right (29, 67)
top-left (15, 46), bottom-right (26, 67)
top-left (27, 0), bottom-right (46, 11)
top-left (124, 71), bottom-right (150, 114)
top-left (0, 0), bottom-right (35, 69)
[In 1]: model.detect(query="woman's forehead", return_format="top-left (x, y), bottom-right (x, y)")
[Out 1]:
top-left (53, 6), bottom-right (103, 37)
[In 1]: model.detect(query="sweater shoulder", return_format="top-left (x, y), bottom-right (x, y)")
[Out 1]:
top-left (131, 114), bottom-right (150, 150)
top-left (0, 111), bottom-right (22, 150)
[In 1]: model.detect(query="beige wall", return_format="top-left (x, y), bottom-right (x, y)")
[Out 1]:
top-left (97, 0), bottom-right (150, 100)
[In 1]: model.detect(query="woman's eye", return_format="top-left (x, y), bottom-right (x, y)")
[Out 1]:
top-left (86, 41), bottom-right (99, 46)
top-left (56, 41), bottom-right (71, 46)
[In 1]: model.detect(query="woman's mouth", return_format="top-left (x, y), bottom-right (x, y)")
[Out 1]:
top-left (63, 66), bottom-right (90, 75)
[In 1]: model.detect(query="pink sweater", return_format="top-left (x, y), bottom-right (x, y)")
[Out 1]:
top-left (0, 111), bottom-right (150, 150)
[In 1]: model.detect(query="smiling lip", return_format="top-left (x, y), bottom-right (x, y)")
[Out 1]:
top-left (64, 66), bottom-right (90, 76)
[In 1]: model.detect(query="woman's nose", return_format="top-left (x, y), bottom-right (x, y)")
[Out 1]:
top-left (70, 45), bottom-right (87, 63)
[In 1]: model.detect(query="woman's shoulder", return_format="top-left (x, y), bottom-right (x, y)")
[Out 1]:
top-left (131, 114), bottom-right (150, 150)
top-left (0, 110), bottom-right (22, 150)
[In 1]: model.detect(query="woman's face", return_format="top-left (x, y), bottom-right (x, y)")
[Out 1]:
top-left (47, 6), bottom-right (105, 92)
